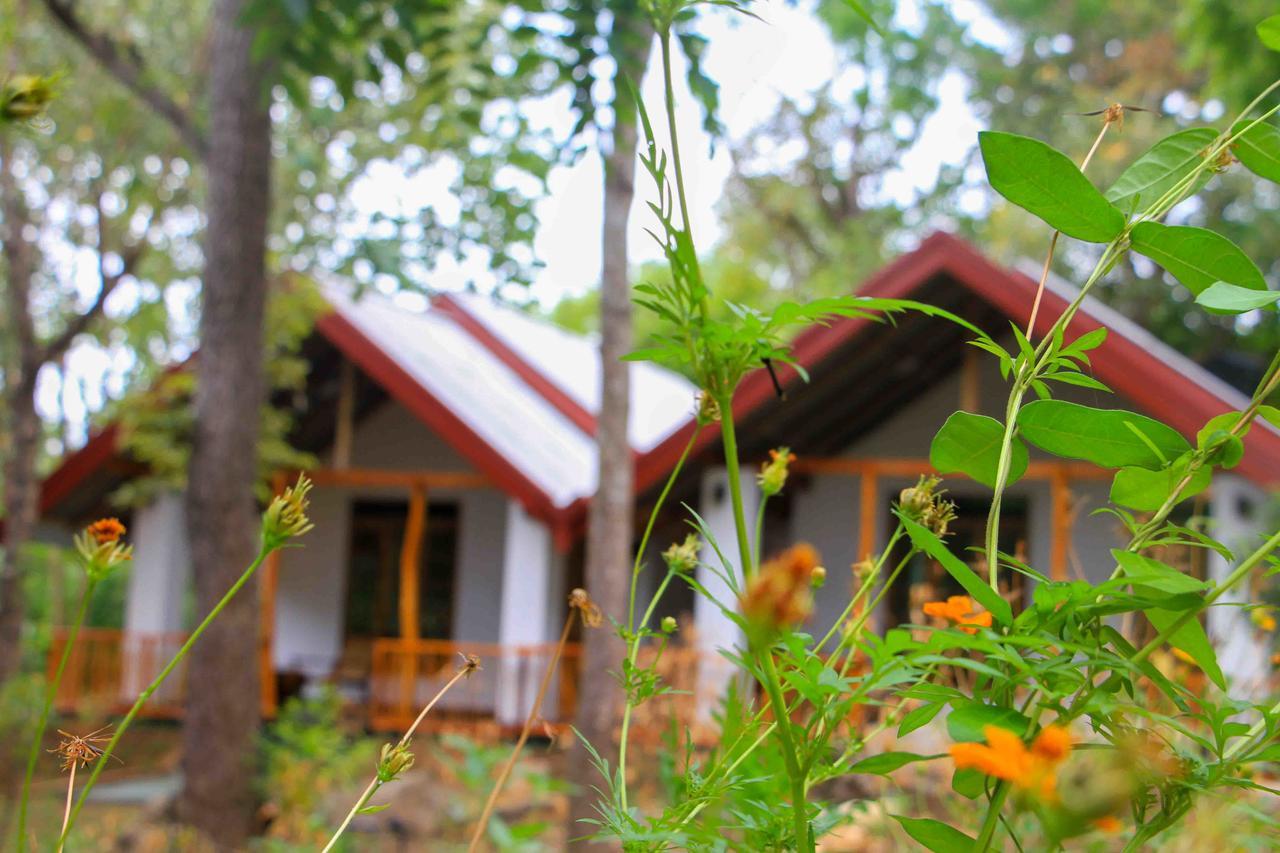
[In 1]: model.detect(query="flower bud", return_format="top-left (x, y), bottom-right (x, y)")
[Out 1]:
top-left (376, 742), bottom-right (415, 783)
top-left (695, 391), bottom-right (721, 426)
top-left (74, 519), bottom-right (132, 580)
top-left (663, 534), bottom-right (700, 574)
top-left (810, 566), bottom-right (826, 589)
top-left (757, 447), bottom-right (796, 497)
top-left (661, 616), bottom-right (678, 634)
top-left (262, 474), bottom-right (314, 548)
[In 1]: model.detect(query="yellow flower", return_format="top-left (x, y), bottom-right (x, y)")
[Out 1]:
top-left (949, 724), bottom-right (1072, 802)
top-left (923, 595), bottom-right (993, 634)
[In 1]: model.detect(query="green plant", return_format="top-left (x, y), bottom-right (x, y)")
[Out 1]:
top-left (568, 4), bottom-right (1280, 851)
top-left (257, 688), bottom-right (375, 848)
top-left (32, 475), bottom-right (315, 849)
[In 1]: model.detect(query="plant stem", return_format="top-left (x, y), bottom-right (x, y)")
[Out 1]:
top-left (973, 780), bottom-right (1010, 850)
top-left (658, 26), bottom-right (705, 311)
top-left (16, 577), bottom-right (96, 849)
top-left (324, 664), bottom-right (474, 853)
top-left (55, 763), bottom-right (75, 853)
top-left (468, 612), bottom-right (575, 853)
top-left (758, 649), bottom-right (813, 852)
top-left (716, 393), bottom-right (755, 581)
top-left (618, 426), bottom-right (701, 814)
top-left (60, 543), bottom-right (271, 845)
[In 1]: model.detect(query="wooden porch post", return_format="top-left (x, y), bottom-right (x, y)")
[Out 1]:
top-left (858, 466), bottom-right (879, 561)
top-left (400, 484), bottom-right (427, 641)
top-left (398, 485), bottom-right (427, 715)
top-left (1050, 466), bottom-right (1071, 581)
top-left (259, 472), bottom-right (286, 717)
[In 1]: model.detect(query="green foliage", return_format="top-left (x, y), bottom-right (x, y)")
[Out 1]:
top-left (1129, 222), bottom-right (1268, 298)
top-left (978, 131), bottom-right (1126, 242)
top-left (258, 689), bottom-right (377, 847)
top-left (111, 280), bottom-right (325, 506)
top-left (1017, 401), bottom-right (1192, 470)
top-left (1105, 128), bottom-right (1219, 210)
top-left (585, 9), bottom-right (1280, 852)
top-left (1197, 282), bottom-right (1280, 314)
top-left (929, 411), bottom-right (1028, 489)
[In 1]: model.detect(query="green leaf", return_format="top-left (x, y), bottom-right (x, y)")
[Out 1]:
top-left (357, 803), bottom-right (391, 815)
top-left (898, 701), bottom-right (944, 737)
top-left (1196, 282), bottom-right (1280, 314)
top-left (849, 751), bottom-right (938, 776)
top-left (1130, 222), bottom-right (1267, 298)
top-left (946, 701), bottom-right (1031, 743)
top-left (1106, 128), bottom-right (1217, 209)
top-left (892, 815), bottom-right (977, 853)
top-left (1145, 605), bottom-right (1226, 690)
top-left (1110, 465), bottom-right (1211, 511)
top-left (929, 412), bottom-right (1028, 489)
top-left (1258, 15), bottom-right (1280, 52)
top-left (901, 517), bottom-right (1012, 626)
top-left (1230, 120), bottom-right (1280, 184)
top-left (1113, 550), bottom-right (1208, 595)
top-left (1018, 400), bottom-right (1190, 470)
top-left (951, 767), bottom-right (985, 799)
top-left (978, 131), bottom-right (1125, 242)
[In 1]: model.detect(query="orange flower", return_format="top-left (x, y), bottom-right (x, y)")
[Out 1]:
top-left (1092, 815), bottom-right (1122, 833)
top-left (86, 518), bottom-right (126, 544)
top-left (741, 544), bottom-right (821, 629)
top-left (923, 595), bottom-right (993, 634)
top-left (950, 724), bottom-right (1073, 802)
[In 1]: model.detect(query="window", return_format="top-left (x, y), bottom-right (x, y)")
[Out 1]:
top-left (887, 496), bottom-right (1029, 627)
top-left (344, 500), bottom-right (460, 639)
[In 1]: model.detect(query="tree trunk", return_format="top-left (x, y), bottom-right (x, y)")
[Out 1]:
top-left (568, 19), bottom-right (654, 840)
top-left (0, 137), bottom-right (40, 684)
top-left (177, 0), bottom-right (271, 845)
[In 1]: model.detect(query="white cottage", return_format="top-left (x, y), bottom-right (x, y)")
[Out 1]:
top-left (36, 233), bottom-right (1280, 731)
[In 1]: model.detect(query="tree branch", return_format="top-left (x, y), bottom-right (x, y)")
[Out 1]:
top-left (40, 0), bottom-right (208, 157)
top-left (37, 188), bottom-right (147, 369)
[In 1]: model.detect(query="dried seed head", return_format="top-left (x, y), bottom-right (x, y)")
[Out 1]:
top-left (662, 534), bottom-right (700, 574)
top-left (898, 475), bottom-right (957, 537)
top-left (262, 474), bottom-right (314, 547)
top-left (50, 727), bottom-right (113, 772)
top-left (74, 520), bottom-right (133, 580)
top-left (376, 742), bottom-right (415, 783)
top-left (758, 447), bottom-right (796, 497)
top-left (458, 653), bottom-right (482, 676)
top-left (1102, 102), bottom-right (1125, 127)
top-left (569, 588), bottom-right (603, 628)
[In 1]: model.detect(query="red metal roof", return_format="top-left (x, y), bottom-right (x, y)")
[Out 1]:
top-left (632, 231), bottom-right (1280, 495)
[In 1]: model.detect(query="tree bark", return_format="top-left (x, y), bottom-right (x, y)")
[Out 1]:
top-left (568, 17), bottom-right (654, 841)
top-left (177, 0), bottom-right (271, 845)
top-left (0, 137), bottom-right (41, 683)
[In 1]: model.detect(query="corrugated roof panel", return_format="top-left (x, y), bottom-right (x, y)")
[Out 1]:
top-left (325, 288), bottom-right (597, 508)
top-left (450, 293), bottom-right (697, 452)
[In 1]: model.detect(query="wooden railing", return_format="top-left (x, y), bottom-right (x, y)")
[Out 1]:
top-left (48, 630), bottom-right (761, 741)
top-left (366, 638), bottom-right (733, 740)
top-left (47, 627), bottom-right (189, 718)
